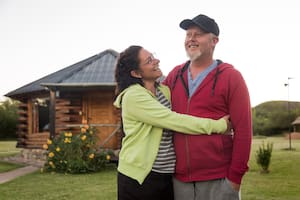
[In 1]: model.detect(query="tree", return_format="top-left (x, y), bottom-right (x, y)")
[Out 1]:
top-left (0, 98), bottom-right (18, 139)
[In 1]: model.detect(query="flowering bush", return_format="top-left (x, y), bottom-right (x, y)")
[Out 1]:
top-left (42, 125), bottom-right (112, 174)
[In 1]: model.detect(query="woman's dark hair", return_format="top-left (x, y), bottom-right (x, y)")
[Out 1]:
top-left (115, 45), bottom-right (144, 95)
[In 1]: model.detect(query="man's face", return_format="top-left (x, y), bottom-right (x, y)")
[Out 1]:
top-left (184, 26), bottom-right (218, 61)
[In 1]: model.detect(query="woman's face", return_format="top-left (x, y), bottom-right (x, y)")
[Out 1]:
top-left (134, 48), bottom-right (162, 81)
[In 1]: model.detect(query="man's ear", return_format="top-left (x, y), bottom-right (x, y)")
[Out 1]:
top-left (212, 36), bottom-right (219, 46)
top-left (130, 70), bottom-right (142, 78)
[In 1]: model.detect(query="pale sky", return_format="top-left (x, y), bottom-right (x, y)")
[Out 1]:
top-left (1, 0), bottom-right (299, 107)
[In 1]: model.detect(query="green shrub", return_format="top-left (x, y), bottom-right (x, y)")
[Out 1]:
top-left (255, 141), bottom-right (273, 173)
top-left (42, 125), bottom-right (112, 174)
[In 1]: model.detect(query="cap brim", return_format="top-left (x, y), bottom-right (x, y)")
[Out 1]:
top-left (179, 19), bottom-right (195, 30)
top-left (179, 19), bottom-right (209, 33)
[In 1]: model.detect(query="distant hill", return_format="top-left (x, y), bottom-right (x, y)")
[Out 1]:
top-left (252, 101), bottom-right (300, 135)
top-left (254, 100), bottom-right (300, 111)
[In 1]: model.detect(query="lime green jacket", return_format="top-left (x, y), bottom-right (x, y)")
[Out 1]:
top-left (113, 84), bottom-right (226, 184)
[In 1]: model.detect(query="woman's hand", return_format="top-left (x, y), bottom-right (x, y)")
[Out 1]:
top-left (222, 115), bottom-right (232, 134)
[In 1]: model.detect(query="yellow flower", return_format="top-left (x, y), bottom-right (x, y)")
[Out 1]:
top-left (81, 127), bottom-right (87, 133)
top-left (47, 139), bottom-right (52, 145)
top-left (89, 130), bottom-right (93, 135)
top-left (49, 161), bottom-right (56, 168)
top-left (81, 135), bottom-right (87, 141)
top-left (48, 152), bottom-right (54, 158)
top-left (64, 138), bottom-right (71, 143)
top-left (84, 124), bottom-right (89, 129)
top-left (89, 153), bottom-right (95, 159)
top-left (106, 155), bottom-right (111, 160)
top-left (43, 144), bottom-right (48, 150)
top-left (56, 147), bottom-right (60, 152)
top-left (64, 132), bottom-right (72, 137)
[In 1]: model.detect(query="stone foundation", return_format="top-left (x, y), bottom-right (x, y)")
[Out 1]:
top-left (2, 149), bottom-right (47, 167)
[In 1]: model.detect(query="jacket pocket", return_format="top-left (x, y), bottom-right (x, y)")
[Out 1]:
top-left (189, 135), bottom-right (232, 170)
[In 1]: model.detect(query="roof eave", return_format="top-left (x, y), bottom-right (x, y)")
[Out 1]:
top-left (41, 82), bottom-right (116, 87)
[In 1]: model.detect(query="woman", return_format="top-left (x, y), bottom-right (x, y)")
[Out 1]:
top-left (114, 45), bottom-right (230, 200)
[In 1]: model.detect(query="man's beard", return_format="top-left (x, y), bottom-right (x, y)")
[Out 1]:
top-left (186, 50), bottom-right (202, 61)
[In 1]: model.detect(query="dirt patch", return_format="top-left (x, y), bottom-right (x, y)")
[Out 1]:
top-left (285, 132), bottom-right (300, 139)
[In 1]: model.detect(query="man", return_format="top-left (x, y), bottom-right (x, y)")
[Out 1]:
top-left (163, 14), bottom-right (252, 200)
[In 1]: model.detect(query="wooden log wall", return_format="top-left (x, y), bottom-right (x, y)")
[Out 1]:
top-left (83, 92), bottom-right (122, 149)
top-left (55, 95), bottom-right (82, 135)
top-left (16, 102), bottom-right (28, 148)
top-left (113, 106), bottom-right (123, 149)
top-left (24, 132), bottom-right (50, 149)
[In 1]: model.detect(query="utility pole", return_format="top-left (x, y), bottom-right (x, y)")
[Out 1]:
top-left (284, 77), bottom-right (293, 150)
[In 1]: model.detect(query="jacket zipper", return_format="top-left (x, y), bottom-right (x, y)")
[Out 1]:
top-left (178, 63), bottom-right (193, 180)
top-left (185, 97), bottom-right (192, 180)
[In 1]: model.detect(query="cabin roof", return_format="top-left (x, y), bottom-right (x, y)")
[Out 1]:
top-left (5, 49), bottom-right (119, 98)
top-left (292, 116), bottom-right (300, 125)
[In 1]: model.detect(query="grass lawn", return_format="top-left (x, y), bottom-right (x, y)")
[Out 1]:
top-left (0, 137), bottom-right (300, 200)
top-left (242, 136), bottom-right (300, 200)
top-left (0, 141), bottom-right (23, 172)
top-left (0, 140), bottom-right (21, 157)
top-left (0, 166), bottom-right (118, 200)
top-left (0, 161), bottom-right (24, 173)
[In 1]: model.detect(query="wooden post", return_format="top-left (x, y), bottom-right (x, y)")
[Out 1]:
top-left (49, 89), bottom-right (56, 139)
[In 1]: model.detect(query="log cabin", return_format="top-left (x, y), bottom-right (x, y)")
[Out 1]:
top-left (5, 49), bottom-right (122, 151)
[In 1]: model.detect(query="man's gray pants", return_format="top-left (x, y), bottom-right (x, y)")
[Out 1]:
top-left (173, 177), bottom-right (241, 200)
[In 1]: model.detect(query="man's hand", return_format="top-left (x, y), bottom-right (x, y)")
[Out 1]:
top-left (229, 180), bottom-right (240, 191)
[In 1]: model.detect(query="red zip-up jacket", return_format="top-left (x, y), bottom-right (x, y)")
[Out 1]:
top-left (163, 61), bottom-right (252, 184)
